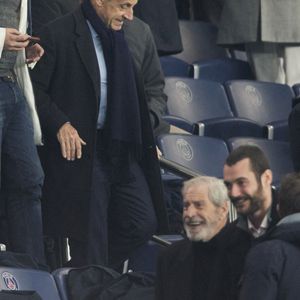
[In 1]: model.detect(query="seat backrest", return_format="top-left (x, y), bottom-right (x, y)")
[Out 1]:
top-left (157, 134), bottom-right (229, 178)
top-left (0, 267), bottom-right (61, 300)
top-left (52, 268), bottom-right (72, 300)
top-left (127, 235), bottom-right (183, 273)
top-left (227, 137), bottom-right (294, 186)
top-left (225, 80), bottom-right (294, 125)
top-left (193, 58), bottom-right (254, 82)
top-left (165, 78), bottom-right (233, 122)
top-left (159, 56), bottom-right (190, 77)
top-left (174, 20), bottom-right (227, 64)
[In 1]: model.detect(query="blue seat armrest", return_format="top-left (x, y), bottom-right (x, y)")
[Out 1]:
top-left (265, 120), bottom-right (289, 141)
top-left (197, 117), bottom-right (265, 139)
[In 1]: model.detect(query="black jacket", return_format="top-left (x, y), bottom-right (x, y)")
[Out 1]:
top-left (239, 214), bottom-right (300, 300)
top-left (156, 223), bottom-right (250, 300)
top-left (31, 0), bottom-right (78, 34)
top-left (133, 0), bottom-right (182, 55)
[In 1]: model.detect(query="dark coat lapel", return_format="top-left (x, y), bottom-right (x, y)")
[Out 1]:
top-left (73, 7), bottom-right (100, 100)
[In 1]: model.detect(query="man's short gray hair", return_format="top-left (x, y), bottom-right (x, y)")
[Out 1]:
top-left (182, 176), bottom-right (229, 206)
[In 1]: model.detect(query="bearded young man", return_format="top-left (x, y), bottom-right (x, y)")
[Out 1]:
top-left (156, 176), bottom-right (249, 300)
top-left (0, 0), bottom-right (45, 264)
top-left (223, 145), bottom-right (279, 240)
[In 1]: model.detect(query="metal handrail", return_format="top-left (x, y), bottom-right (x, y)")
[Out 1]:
top-left (159, 156), bottom-right (203, 179)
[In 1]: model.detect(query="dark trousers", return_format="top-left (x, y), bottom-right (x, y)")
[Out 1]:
top-left (69, 137), bottom-right (157, 268)
top-left (0, 79), bottom-right (45, 264)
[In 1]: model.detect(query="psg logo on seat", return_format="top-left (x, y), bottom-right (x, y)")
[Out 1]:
top-left (2, 272), bottom-right (19, 290)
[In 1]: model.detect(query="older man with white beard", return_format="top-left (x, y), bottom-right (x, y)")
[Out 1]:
top-left (155, 176), bottom-right (250, 300)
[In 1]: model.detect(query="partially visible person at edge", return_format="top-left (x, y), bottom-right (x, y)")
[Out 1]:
top-left (239, 172), bottom-right (300, 300)
top-left (218, 1), bottom-right (300, 85)
top-left (0, 0), bottom-right (45, 265)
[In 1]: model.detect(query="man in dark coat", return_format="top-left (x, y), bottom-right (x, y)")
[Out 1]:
top-left (191, 0), bottom-right (224, 26)
top-left (240, 172), bottom-right (300, 300)
top-left (156, 176), bottom-right (250, 300)
top-left (133, 0), bottom-right (182, 55)
top-left (31, 0), bottom-right (170, 138)
top-left (30, 0), bottom-right (168, 268)
top-left (31, 0), bottom-right (79, 33)
top-left (223, 145), bottom-right (279, 244)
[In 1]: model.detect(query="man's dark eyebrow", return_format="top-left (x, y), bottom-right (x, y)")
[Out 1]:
top-left (224, 177), bottom-right (248, 185)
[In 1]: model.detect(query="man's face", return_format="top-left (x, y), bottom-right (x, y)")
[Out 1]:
top-left (95, 0), bottom-right (137, 30)
top-left (223, 158), bottom-right (266, 216)
top-left (183, 185), bottom-right (227, 242)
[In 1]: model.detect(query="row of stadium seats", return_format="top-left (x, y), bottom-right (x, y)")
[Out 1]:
top-left (160, 56), bottom-right (254, 83)
top-left (157, 134), bottom-right (293, 188)
top-left (163, 78), bottom-right (294, 142)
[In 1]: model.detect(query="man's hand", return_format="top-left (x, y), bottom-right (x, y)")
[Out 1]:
top-left (4, 28), bottom-right (30, 51)
top-left (26, 43), bottom-right (44, 63)
top-left (169, 125), bottom-right (191, 135)
top-left (156, 146), bottom-right (162, 158)
top-left (57, 123), bottom-right (87, 161)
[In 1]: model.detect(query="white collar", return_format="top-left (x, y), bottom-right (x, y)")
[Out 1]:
top-left (247, 213), bottom-right (269, 238)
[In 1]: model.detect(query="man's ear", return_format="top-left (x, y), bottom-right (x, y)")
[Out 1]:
top-left (262, 169), bottom-right (273, 186)
top-left (95, 0), bottom-right (104, 7)
top-left (218, 201), bottom-right (229, 220)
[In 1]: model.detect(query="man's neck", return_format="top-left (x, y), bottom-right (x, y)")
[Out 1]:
top-left (248, 190), bottom-right (272, 229)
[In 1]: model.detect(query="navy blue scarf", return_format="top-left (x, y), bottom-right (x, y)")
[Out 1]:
top-left (81, 0), bottom-right (142, 181)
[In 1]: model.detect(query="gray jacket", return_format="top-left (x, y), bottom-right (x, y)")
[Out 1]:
top-left (124, 17), bottom-right (169, 136)
top-left (217, 0), bottom-right (300, 45)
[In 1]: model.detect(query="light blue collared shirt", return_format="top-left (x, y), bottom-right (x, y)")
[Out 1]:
top-left (87, 21), bottom-right (107, 129)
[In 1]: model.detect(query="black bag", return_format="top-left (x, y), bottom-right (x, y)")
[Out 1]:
top-left (68, 265), bottom-right (155, 300)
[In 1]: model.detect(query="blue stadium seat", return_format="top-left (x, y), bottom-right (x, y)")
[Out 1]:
top-left (225, 80), bottom-right (294, 141)
top-left (174, 20), bottom-right (227, 64)
top-left (0, 267), bottom-right (61, 299)
top-left (157, 134), bottom-right (229, 178)
top-left (159, 56), bottom-right (191, 77)
top-left (164, 77), bottom-right (265, 139)
top-left (192, 58), bottom-right (254, 82)
top-left (227, 137), bottom-right (294, 187)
